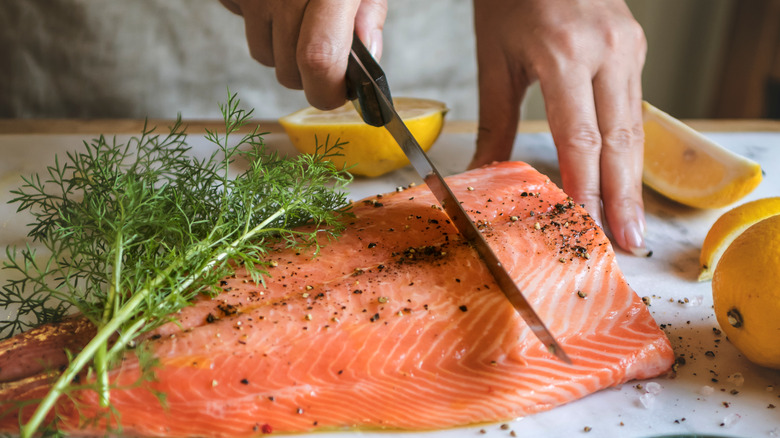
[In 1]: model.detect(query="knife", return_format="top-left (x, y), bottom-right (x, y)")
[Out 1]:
top-left (345, 34), bottom-right (571, 364)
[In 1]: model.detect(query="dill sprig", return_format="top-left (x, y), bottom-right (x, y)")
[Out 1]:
top-left (1, 92), bottom-right (352, 437)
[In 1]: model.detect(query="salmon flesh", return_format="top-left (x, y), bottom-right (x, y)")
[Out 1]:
top-left (0, 161), bottom-right (674, 436)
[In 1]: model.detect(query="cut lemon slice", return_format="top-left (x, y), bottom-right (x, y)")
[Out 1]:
top-left (279, 97), bottom-right (447, 177)
top-left (699, 197), bottom-right (780, 281)
top-left (642, 101), bottom-right (762, 209)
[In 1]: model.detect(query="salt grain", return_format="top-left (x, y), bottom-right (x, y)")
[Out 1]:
top-left (687, 295), bottom-right (704, 306)
top-left (720, 412), bottom-right (741, 427)
top-left (639, 392), bottom-right (655, 409)
top-left (645, 382), bottom-right (663, 395)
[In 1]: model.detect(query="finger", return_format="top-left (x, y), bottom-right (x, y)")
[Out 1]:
top-left (540, 66), bottom-right (603, 227)
top-left (218, 0), bottom-right (242, 16)
top-left (240, 2), bottom-right (273, 67)
top-left (471, 34), bottom-right (524, 169)
top-left (594, 66), bottom-right (647, 255)
top-left (298, 0), bottom-right (361, 110)
top-left (354, 0), bottom-right (388, 59)
top-left (272, 6), bottom-right (305, 89)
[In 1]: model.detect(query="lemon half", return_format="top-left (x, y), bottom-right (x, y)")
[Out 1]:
top-left (642, 102), bottom-right (762, 209)
top-left (698, 197), bottom-right (780, 281)
top-left (712, 214), bottom-right (780, 369)
top-left (280, 97), bottom-right (447, 177)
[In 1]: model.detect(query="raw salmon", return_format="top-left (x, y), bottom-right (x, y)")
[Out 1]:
top-left (0, 161), bottom-right (674, 436)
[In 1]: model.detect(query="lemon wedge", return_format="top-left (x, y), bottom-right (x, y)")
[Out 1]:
top-left (642, 102), bottom-right (762, 208)
top-left (279, 97), bottom-right (448, 177)
top-left (698, 197), bottom-right (780, 281)
top-left (712, 214), bottom-right (780, 369)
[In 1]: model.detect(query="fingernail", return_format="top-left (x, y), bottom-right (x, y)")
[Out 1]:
top-left (626, 221), bottom-right (651, 257)
top-left (368, 29), bottom-right (382, 58)
top-left (592, 213), bottom-right (603, 230)
top-left (635, 204), bottom-right (647, 236)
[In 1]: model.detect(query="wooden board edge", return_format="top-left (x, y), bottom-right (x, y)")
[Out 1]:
top-left (0, 118), bottom-right (779, 135)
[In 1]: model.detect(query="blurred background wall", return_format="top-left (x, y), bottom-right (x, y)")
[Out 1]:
top-left (0, 0), bottom-right (777, 121)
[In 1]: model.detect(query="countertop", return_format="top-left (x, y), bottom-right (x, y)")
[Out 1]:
top-left (0, 119), bottom-right (778, 438)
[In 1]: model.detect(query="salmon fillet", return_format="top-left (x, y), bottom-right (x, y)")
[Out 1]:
top-left (0, 161), bottom-right (674, 436)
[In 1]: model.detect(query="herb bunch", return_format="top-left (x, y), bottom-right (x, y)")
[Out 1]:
top-left (1, 92), bottom-right (352, 437)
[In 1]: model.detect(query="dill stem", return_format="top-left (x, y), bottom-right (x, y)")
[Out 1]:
top-left (96, 228), bottom-right (125, 407)
top-left (95, 345), bottom-right (110, 407)
top-left (21, 281), bottom-right (159, 438)
top-left (21, 205), bottom-right (289, 437)
top-left (107, 318), bottom-right (146, 358)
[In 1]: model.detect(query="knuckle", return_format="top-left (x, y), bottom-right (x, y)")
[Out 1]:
top-left (628, 20), bottom-right (647, 44)
top-left (625, 21), bottom-right (647, 57)
top-left (567, 187), bottom-right (602, 210)
top-left (611, 195), bottom-right (643, 212)
top-left (601, 127), bottom-right (633, 152)
top-left (635, 29), bottom-right (648, 59)
top-left (546, 28), bottom-right (581, 59)
top-left (598, 24), bottom-right (622, 49)
top-left (617, 20), bottom-right (647, 51)
top-left (576, 188), bottom-right (602, 203)
top-left (596, 19), bottom-right (646, 57)
top-left (298, 39), bottom-right (345, 75)
top-left (561, 126), bottom-right (602, 153)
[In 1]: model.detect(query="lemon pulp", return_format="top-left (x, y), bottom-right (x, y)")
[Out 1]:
top-left (642, 102), bottom-right (762, 209)
top-left (280, 97), bottom-right (447, 177)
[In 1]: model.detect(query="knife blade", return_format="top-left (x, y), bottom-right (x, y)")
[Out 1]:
top-left (345, 34), bottom-right (571, 364)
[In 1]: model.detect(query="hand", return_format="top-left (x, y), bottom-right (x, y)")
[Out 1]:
top-left (470, 0), bottom-right (649, 255)
top-left (220, 0), bottom-right (388, 110)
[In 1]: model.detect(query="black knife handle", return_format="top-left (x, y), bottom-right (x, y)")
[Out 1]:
top-left (346, 32), bottom-right (392, 127)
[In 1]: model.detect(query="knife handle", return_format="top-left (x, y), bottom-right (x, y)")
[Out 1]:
top-left (346, 32), bottom-right (393, 127)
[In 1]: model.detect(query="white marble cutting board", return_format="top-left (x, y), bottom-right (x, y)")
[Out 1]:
top-left (1, 127), bottom-right (778, 438)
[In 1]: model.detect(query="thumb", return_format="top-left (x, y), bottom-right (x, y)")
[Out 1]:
top-left (354, 0), bottom-right (387, 59)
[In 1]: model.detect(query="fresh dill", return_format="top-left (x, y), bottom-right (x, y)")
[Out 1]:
top-left (1, 92), bottom-right (352, 437)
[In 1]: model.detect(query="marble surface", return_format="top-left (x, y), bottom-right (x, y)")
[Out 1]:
top-left (1, 128), bottom-right (779, 438)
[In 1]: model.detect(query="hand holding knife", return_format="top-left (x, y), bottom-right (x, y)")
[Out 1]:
top-left (345, 33), bottom-right (571, 364)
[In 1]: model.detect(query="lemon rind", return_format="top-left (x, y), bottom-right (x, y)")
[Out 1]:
top-left (279, 98), bottom-right (447, 177)
top-left (698, 197), bottom-right (780, 281)
top-left (280, 97), bottom-right (448, 127)
top-left (642, 102), bottom-right (763, 208)
top-left (712, 215), bottom-right (780, 368)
